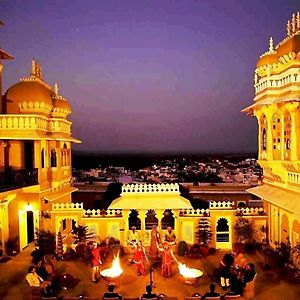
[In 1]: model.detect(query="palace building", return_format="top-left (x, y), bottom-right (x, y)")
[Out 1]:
top-left (0, 54), bottom-right (80, 255)
top-left (243, 12), bottom-right (300, 248)
top-left (5, 13), bottom-right (300, 256)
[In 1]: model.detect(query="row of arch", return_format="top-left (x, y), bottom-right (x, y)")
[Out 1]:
top-left (260, 112), bottom-right (291, 160)
top-left (128, 209), bottom-right (174, 230)
top-left (41, 143), bottom-right (70, 168)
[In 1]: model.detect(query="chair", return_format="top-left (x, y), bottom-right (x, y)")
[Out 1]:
top-left (30, 286), bottom-right (42, 300)
top-left (243, 274), bottom-right (257, 299)
top-left (224, 295), bottom-right (241, 300)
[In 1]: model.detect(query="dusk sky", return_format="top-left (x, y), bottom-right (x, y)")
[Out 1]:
top-left (1, 1), bottom-right (298, 153)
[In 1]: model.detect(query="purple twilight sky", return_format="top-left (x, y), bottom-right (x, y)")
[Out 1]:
top-left (1, 0), bottom-right (298, 153)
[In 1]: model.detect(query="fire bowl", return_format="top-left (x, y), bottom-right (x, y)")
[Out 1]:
top-left (179, 269), bottom-right (203, 285)
top-left (100, 269), bottom-right (123, 287)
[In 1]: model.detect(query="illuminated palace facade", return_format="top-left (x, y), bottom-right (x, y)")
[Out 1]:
top-left (2, 12), bottom-right (300, 256)
top-left (244, 12), bottom-right (300, 248)
top-left (0, 57), bottom-right (80, 255)
top-left (0, 62), bottom-right (267, 255)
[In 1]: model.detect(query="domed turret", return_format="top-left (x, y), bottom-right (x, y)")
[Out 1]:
top-left (4, 59), bottom-right (53, 115)
top-left (51, 83), bottom-right (71, 118)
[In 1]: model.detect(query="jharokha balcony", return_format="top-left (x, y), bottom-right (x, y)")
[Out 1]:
top-left (0, 168), bottom-right (38, 193)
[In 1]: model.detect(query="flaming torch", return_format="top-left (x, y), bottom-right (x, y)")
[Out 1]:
top-left (178, 262), bottom-right (203, 285)
top-left (100, 253), bottom-right (123, 286)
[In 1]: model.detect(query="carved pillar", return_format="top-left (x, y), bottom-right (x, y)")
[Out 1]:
top-left (281, 114), bottom-right (285, 160)
top-left (155, 210), bottom-right (164, 232)
top-left (121, 210), bottom-right (129, 244)
top-left (255, 111), bottom-right (262, 160)
top-left (265, 110), bottom-right (274, 161)
top-left (290, 110), bottom-right (299, 161)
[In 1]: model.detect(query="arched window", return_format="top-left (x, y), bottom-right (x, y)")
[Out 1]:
top-left (284, 112), bottom-right (291, 160)
top-left (128, 209), bottom-right (141, 230)
top-left (260, 114), bottom-right (267, 152)
top-left (50, 149), bottom-right (57, 167)
top-left (262, 128), bottom-right (267, 150)
top-left (62, 143), bottom-right (69, 166)
top-left (161, 209), bottom-right (174, 229)
top-left (41, 148), bottom-right (45, 168)
top-left (145, 209), bottom-right (158, 230)
top-left (272, 113), bottom-right (282, 160)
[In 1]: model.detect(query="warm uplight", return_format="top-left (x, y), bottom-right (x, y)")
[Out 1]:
top-left (100, 253), bottom-right (123, 278)
top-left (25, 203), bottom-right (33, 211)
top-left (178, 262), bottom-right (203, 278)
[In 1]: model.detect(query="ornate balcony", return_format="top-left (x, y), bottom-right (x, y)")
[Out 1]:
top-left (0, 168), bottom-right (38, 193)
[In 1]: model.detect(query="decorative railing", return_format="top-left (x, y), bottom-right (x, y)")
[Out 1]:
top-left (52, 202), bottom-right (83, 210)
top-left (288, 171), bottom-right (300, 185)
top-left (236, 207), bottom-right (266, 216)
top-left (179, 208), bottom-right (210, 217)
top-left (209, 201), bottom-right (234, 209)
top-left (0, 168), bottom-right (38, 192)
top-left (0, 114), bottom-right (71, 134)
top-left (122, 183), bottom-right (180, 194)
top-left (84, 209), bottom-right (122, 217)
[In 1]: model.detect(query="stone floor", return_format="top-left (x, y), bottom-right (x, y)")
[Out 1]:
top-left (1, 244), bottom-right (300, 300)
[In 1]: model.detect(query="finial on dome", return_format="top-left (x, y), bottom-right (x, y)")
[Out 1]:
top-left (292, 13), bottom-right (296, 33)
top-left (31, 58), bottom-right (36, 76)
top-left (54, 82), bottom-right (59, 95)
top-left (287, 20), bottom-right (291, 36)
top-left (268, 37), bottom-right (274, 52)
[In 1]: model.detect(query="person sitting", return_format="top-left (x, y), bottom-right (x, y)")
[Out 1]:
top-left (243, 263), bottom-right (256, 284)
top-left (222, 282), bottom-right (240, 299)
top-left (128, 226), bottom-right (140, 246)
top-left (141, 284), bottom-right (159, 299)
top-left (164, 226), bottom-right (176, 245)
top-left (26, 266), bottom-right (52, 296)
top-left (103, 283), bottom-right (122, 299)
top-left (202, 283), bottom-right (220, 299)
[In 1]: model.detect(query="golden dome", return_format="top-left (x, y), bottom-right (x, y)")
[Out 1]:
top-left (256, 52), bottom-right (278, 68)
top-left (5, 79), bottom-right (53, 115)
top-left (51, 83), bottom-right (71, 118)
top-left (52, 96), bottom-right (71, 118)
top-left (277, 34), bottom-right (300, 57)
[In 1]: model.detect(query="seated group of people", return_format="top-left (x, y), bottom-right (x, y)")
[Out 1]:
top-left (218, 252), bottom-right (256, 295)
top-left (103, 283), bottom-right (160, 300)
top-left (191, 282), bottom-right (242, 299)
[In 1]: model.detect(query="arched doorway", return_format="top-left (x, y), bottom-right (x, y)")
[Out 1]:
top-left (26, 211), bottom-right (34, 243)
top-left (128, 209), bottom-right (141, 230)
top-left (145, 210), bottom-right (158, 230)
top-left (216, 217), bottom-right (231, 249)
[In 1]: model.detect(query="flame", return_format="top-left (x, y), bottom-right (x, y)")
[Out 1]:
top-left (100, 253), bottom-right (123, 278)
top-left (178, 263), bottom-right (203, 278)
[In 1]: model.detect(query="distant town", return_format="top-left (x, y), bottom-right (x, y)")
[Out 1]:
top-left (72, 156), bottom-right (262, 186)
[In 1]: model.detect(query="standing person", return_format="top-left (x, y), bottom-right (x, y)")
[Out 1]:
top-left (149, 225), bottom-right (160, 258)
top-left (133, 241), bottom-right (147, 276)
top-left (219, 253), bottom-right (234, 290)
top-left (90, 241), bottom-right (102, 283)
top-left (158, 244), bottom-right (176, 278)
top-left (164, 226), bottom-right (176, 245)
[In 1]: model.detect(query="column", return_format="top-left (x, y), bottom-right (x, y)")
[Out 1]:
top-left (281, 114), bottom-right (285, 160)
top-left (121, 210), bottom-right (129, 244)
top-left (290, 110), bottom-right (298, 161)
top-left (266, 113), bottom-right (274, 161)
